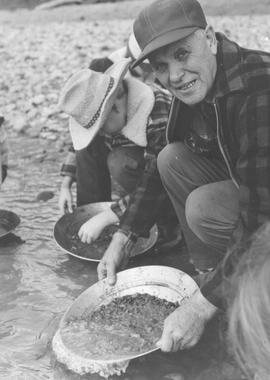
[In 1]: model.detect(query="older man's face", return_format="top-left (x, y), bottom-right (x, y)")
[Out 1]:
top-left (150, 27), bottom-right (217, 105)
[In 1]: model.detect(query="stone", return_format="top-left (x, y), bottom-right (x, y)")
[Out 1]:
top-left (31, 94), bottom-right (46, 106)
top-left (13, 116), bottom-right (28, 133)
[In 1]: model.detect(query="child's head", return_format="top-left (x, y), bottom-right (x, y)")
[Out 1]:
top-left (58, 59), bottom-right (131, 150)
top-left (228, 222), bottom-right (270, 379)
top-left (101, 80), bottom-right (128, 135)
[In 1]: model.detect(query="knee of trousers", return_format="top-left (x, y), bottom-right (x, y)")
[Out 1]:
top-left (185, 186), bottom-right (215, 242)
top-left (157, 142), bottom-right (191, 181)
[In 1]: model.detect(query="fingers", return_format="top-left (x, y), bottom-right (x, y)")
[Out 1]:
top-left (66, 198), bottom-right (73, 214)
top-left (97, 260), bottom-right (107, 281)
top-left (156, 326), bottom-right (201, 353)
top-left (106, 262), bottom-right (117, 286)
top-left (97, 259), bottom-right (117, 286)
top-left (78, 229), bottom-right (92, 244)
top-left (59, 196), bottom-right (66, 214)
top-left (156, 328), bottom-right (176, 352)
top-left (78, 223), bottom-right (94, 244)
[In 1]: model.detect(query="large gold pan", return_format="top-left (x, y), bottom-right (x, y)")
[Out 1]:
top-left (52, 265), bottom-right (199, 376)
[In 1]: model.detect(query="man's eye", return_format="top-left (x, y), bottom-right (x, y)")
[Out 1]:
top-left (153, 63), bottom-right (167, 73)
top-left (175, 49), bottom-right (188, 61)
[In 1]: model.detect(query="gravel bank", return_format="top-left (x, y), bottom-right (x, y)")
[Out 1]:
top-left (1, 15), bottom-right (270, 151)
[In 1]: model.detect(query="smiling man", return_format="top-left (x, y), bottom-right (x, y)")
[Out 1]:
top-left (132, 0), bottom-right (270, 353)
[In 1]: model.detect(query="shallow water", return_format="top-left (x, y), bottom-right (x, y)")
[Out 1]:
top-left (0, 135), bottom-right (240, 380)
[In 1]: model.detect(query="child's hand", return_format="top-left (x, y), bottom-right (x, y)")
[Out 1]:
top-left (59, 176), bottom-right (74, 214)
top-left (59, 187), bottom-right (73, 214)
top-left (78, 209), bottom-right (119, 244)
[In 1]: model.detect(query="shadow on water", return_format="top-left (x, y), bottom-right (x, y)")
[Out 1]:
top-left (0, 135), bottom-right (242, 380)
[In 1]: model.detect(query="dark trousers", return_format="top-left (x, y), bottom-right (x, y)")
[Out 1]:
top-left (75, 136), bottom-right (178, 232)
top-left (158, 142), bottom-right (239, 270)
top-left (76, 136), bottom-right (145, 206)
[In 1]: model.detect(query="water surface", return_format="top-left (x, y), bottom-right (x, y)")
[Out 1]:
top-left (0, 136), bottom-right (239, 380)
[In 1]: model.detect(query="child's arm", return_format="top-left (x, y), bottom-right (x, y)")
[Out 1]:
top-left (59, 145), bottom-right (76, 213)
top-left (0, 117), bottom-right (8, 185)
top-left (59, 175), bottom-right (74, 214)
top-left (78, 209), bottom-right (119, 244)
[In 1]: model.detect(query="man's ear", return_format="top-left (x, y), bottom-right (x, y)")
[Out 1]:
top-left (205, 25), bottom-right (217, 55)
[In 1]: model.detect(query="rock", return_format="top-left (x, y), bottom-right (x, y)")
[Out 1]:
top-left (163, 373), bottom-right (185, 380)
top-left (47, 134), bottom-right (57, 141)
top-left (35, 191), bottom-right (54, 202)
top-left (35, 0), bottom-right (83, 10)
top-left (27, 127), bottom-right (41, 138)
top-left (13, 116), bottom-right (28, 133)
top-left (31, 94), bottom-right (46, 106)
top-left (27, 108), bottom-right (39, 120)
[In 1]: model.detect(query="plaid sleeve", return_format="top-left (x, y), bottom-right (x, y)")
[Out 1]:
top-left (114, 88), bottom-right (172, 237)
top-left (60, 144), bottom-right (76, 179)
top-left (235, 91), bottom-right (270, 231)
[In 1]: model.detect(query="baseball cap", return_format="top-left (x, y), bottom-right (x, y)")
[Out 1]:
top-left (132, 0), bottom-right (207, 67)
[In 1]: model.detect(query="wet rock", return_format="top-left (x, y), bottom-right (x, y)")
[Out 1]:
top-left (31, 94), bottom-right (46, 106)
top-left (163, 373), bottom-right (185, 380)
top-left (47, 134), bottom-right (57, 141)
top-left (0, 233), bottom-right (25, 246)
top-left (1, 15), bottom-right (270, 145)
top-left (27, 125), bottom-right (42, 138)
top-left (55, 140), bottom-right (66, 151)
top-left (36, 191), bottom-right (54, 202)
top-left (13, 116), bottom-right (28, 133)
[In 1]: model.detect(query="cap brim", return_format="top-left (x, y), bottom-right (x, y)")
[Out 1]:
top-left (132, 27), bottom-right (198, 68)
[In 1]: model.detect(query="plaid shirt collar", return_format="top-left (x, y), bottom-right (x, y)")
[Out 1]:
top-left (207, 33), bottom-right (245, 101)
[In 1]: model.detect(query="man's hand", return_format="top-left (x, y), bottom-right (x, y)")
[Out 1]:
top-left (78, 209), bottom-right (119, 244)
top-left (59, 176), bottom-right (74, 214)
top-left (97, 231), bottom-right (133, 286)
top-left (156, 290), bottom-right (217, 352)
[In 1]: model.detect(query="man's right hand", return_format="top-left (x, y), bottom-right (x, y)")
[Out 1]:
top-left (156, 289), bottom-right (217, 352)
top-left (97, 231), bottom-right (132, 286)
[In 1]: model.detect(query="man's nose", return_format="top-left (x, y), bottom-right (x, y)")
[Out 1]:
top-left (169, 62), bottom-right (185, 83)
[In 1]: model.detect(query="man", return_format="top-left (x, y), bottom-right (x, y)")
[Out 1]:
top-left (127, 0), bottom-right (270, 352)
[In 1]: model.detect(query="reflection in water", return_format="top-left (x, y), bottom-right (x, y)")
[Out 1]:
top-left (0, 136), bottom-right (239, 380)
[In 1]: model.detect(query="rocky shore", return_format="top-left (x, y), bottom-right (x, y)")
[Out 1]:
top-left (1, 12), bottom-right (270, 152)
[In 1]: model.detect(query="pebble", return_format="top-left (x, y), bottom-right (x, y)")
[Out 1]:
top-left (35, 190), bottom-right (54, 201)
top-left (163, 373), bottom-right (185, 380)
top-left (13, 116), bottom-right (28, 133)
top-left (0, 15), bottom-right (270, 153)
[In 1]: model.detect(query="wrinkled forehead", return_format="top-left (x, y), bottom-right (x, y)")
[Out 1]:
top-left (149, 32), bottom-right (197, 63)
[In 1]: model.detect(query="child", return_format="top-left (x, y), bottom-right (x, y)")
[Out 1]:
top-left (58, 33), bottom-right (155, 214)
top-left (59, 58), bottom-right (177, 279)
top-left (228, 222), bottom-right (270, 380)
top-left (0, 116), bottom-right (8, 187)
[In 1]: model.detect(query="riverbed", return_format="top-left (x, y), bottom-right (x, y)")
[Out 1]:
top-left (1, 5), bottom-right (269, 379)
top-left (0, 137), bottom-right (242, 380)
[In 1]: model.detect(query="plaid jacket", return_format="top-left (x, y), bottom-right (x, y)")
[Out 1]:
top-left (61, 86), bottom-right (172, 236)
top-left (167, 33), bottom-right (270, 308)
